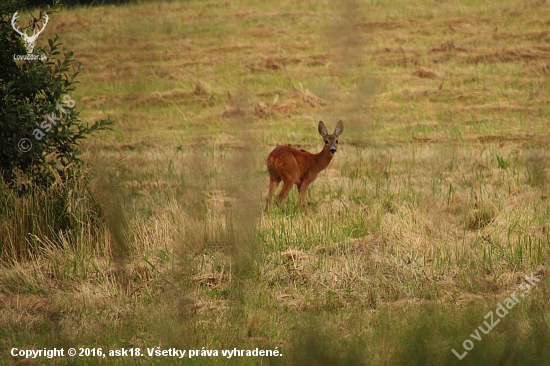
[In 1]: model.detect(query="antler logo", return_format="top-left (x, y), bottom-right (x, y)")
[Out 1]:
top-left (11, 10), bottom-right (49, 54)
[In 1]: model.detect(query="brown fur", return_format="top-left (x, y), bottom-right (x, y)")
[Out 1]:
top-left (266, 120), bottom-right (343, 209)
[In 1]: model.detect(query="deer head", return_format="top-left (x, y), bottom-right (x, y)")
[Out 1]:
top-left (11, 11), bottom-right (49, 54)
top-left (318, 120), bottom-right (343, 155)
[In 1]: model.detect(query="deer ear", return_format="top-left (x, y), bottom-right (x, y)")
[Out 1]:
top-left (318, 121), bottom-right (328, 137)
top-left (334, 120), bottom-right (343, 136)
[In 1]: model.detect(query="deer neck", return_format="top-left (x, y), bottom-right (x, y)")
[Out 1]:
top-left (313, 147), bottom-right (334, 172)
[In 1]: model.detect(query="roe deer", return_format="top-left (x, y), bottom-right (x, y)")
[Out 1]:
top-left (266, 120), bottom-right (344, 209)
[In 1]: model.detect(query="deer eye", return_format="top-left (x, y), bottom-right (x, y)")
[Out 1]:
top-left (336, 140), bottom-right (339, 144)
top-left (325, 141), bottom-right (328, 144)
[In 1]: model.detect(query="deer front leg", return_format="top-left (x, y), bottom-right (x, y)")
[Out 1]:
top-left (298, 181), bottom-right (312, 210)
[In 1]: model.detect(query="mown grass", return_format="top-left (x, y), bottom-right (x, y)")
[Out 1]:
top-left (2, 0), bottom-right (550, 364)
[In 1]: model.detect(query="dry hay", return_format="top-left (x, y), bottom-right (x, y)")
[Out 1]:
top-left (276, 292), bottom-right (307, 310)
top-left (280, 249), bottom-right (309, 262)
top-left (305, 53), bottom-right (332, 67)
top-left (247, 57), bottom-right (282, 72)
top-left (85, 140), bottom-right (155, 152)
top-left (220, 106), bottom-right (247, 119)
top-left (129, 89), bottom-right (191, 108)
top-left (54, 14), bottom-right (91, 31)
top-left (129, 81), bottom-right (217, 108)
top-left (371, 46), bottom-right (421, 67)
top-left (431, 39), bottom-right (468, 53)
top-left (194, 80), bottom-right (212, 96)
top-left (411, 67), bottom-right (439, 79)
top-left (193, 273), bottom-right (230, 288)
top-left (464, 48), bottom-right (550, 64)
top-left (358, 20), bottom-right (405, 31)
top-left (204, 189), bottom-right (236, 212)
top-left (246, 54), bottom-right (331, 73)
top-left (301, 88), bottom-right (324, 107)
top-left (125, 180), bottom-right (170, 196)
top-left (180, 293), bottom-right (228, 314)
top-left (529, 62), bottom-right (550, 76)
top-left (254, 88), bottom-right (324, 119)
top-left (246, 56), bottom-right (301, 73)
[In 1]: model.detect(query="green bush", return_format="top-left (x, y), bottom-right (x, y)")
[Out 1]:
top-left (0, 0), bottom-right (112, 189)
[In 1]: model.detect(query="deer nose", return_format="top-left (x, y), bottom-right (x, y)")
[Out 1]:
top-left (330, 148), bottom-right (336, 154)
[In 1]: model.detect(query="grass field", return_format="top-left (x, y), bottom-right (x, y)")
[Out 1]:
top-left (1, 0), bottom-right (550, 364)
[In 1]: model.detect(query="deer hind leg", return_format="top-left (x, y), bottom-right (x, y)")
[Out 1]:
top-left (277, 178), bottom-right (294, 205)
top-left (266, 177), bottom-right (280, 208)
top-left (270, 154), bottom-right (299, 207)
